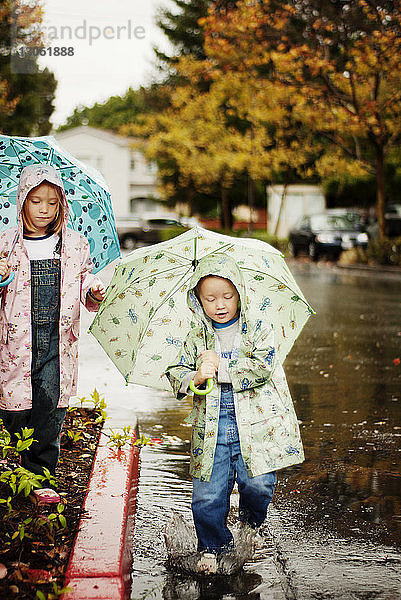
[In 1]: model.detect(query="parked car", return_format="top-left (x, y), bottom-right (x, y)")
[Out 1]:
top-left (288, 210), bottom-right (369, 261)
top-left (116, 215), bottom-right (186, 250)
top-left (366, 204), bottom-right (401, 239)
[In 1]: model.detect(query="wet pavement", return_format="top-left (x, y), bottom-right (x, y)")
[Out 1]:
top-left (77, 259), bottom-right (401, 599)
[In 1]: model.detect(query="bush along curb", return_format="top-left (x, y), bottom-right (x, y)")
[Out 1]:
top-left (63, 427), bottom-right (140, 600)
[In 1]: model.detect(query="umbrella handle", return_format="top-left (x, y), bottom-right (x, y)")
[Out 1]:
top-left (189, 378), bottom-right (214, 396)
top-left (0, 272), bottom-right (15, 287)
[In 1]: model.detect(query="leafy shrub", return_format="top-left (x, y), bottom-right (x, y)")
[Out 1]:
top-left (366, 237), bottom-right (401, 266)
top-left (339, 237), bottom-right (401, 266)
top-left (159, 226), bottom-right (189, 242)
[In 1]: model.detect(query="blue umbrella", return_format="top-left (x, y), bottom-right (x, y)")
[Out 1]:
top-left (0, 134), bottom-right (121, 273)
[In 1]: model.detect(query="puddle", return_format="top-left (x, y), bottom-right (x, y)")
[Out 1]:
top-left (79, 261), bottom-right (401, 598)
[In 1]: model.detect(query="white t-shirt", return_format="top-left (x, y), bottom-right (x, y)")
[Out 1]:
top-left (23, 233), bottom-right (60, 260)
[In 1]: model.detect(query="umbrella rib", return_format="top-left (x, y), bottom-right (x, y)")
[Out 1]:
top-left (137, 267), bottom-right (194, 348)
top-left (191, 243), bottom-right (311, 305)
top-left (153, 248), bottom-right (195, 264)
top-left (12, 139), bottom-right (51, 166)
top-left (126, 261), bottom-right (188, 285)
top-left (10, 139), bottom-right (24, 167)
top-left (105, 262), bottom-right (188, 308)
top-left (199, 242), bottom-right (234, 259)
top-left (240, 266), bottom-right (312, 307)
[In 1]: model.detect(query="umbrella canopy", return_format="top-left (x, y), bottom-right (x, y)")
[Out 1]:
top-left (0, 134), bottom-right (120, 272)
top-left (89, 227), bottom-right (314, 391)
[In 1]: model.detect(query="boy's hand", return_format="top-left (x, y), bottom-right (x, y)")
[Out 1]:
top-left (90, 283), bottom-right (106, 303)
top-left (199, 350), bottom-right (219, 369)
top-left (193, 360), bottom-right (217, 386)
top-left (0, 258), bottom-right (11, 280)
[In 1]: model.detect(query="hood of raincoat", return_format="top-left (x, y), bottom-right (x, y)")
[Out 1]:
top-left (16, 164), bottom-right (69, 238)
top-left (187, 253), bottom-right (247, 327)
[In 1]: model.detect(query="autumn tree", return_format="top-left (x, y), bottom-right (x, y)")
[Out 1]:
top-left (124, 81), bottom-right (246, 230)
top-left (203, 0), bottom-right (401, 238)
top-left (150, 0), bottom-right (260, 226)
top-left (0, 0), bottom-right (56, 135)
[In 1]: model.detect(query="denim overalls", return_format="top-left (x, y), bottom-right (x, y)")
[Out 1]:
top-left (192, 382), bottom-right (277, 553)
top-left (0, 237), bottom-right (66, 476)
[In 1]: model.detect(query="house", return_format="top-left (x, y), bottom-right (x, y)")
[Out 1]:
top-left (267, 184), bottom-right (326, 238)
top-left (53, 126), bottom-right (160, 218)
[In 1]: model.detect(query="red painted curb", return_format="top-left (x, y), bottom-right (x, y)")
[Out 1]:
top-left (63, 429), bottom-right (140, 600)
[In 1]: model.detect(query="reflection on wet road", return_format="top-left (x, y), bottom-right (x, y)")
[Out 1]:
top-left (129, 263), bottom-right (401, 599)
top-left (280, 263), bottom-right (401, 549)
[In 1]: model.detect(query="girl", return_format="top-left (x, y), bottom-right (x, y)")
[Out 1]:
top-left (0, 164), bottom-right (106, 502)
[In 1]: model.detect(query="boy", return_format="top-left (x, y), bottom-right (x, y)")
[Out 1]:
top-left (165, 253), bottom-right (304, 574)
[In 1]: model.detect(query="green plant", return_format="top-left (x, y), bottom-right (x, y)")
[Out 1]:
top-left (0, 495), bottom-right (12, 513)
top-left (0, 466), bottom-right (55, 498)
top-left (73, 388), bottom-right (108, 424)
top-left (133, 433), bottom-right (163, 449)
top-left (65, 428), bottom-right (84, 445)
top-left (36, 582), bottom-right (72, 600)
top-left (0, 421), bottom-right (36, 461)
top-left (107, 426), bottom-right (133, 449)
top-left (91, 388), bottom-right (108, 423)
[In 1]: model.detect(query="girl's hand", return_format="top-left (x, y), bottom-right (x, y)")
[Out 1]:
top-left (90, 283), bottom-right (106, 303)
top-left (193, 361), bottom-right (217, 386)
top-left (199, 350), bottom-right (219, 369)
top-left (0, 258), bottom-right (11, 280)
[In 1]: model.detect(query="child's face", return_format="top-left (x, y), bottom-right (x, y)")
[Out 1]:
top-left (197, 276), bottom-right (240, 324)
top-left (24, 183), bottom-right (60, 236)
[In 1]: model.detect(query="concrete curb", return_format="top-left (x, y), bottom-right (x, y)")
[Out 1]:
top-left (337, 263), bottom-right (401, 275)
top-left (63, 429), bottom-right (140, 600)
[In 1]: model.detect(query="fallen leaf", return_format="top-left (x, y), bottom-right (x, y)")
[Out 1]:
top-left (22, 568), bottom-right (51, 583)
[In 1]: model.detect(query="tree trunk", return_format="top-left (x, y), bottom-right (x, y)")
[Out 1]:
top-left (375, 145), bottom-right (386, 240)
top-left (247, 174), bottom-right (255, 234)
top-left (186, 186), bottom-right (195, 216)
top-left (221, 186), bottom-right (232, 231)
top-left (273, 183), bottom-right (288, 237)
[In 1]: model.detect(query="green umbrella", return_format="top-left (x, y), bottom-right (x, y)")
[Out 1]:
top-left (89, 227), bottom-right (314, 391)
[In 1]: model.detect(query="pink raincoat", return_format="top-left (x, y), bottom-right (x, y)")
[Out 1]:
top-left (0, 165), bottom-right (103, 411)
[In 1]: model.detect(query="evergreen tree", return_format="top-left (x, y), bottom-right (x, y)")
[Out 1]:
top-left (155, 0), bottom-right (210, 65)
top-left (154, 0), bottom-right (238, 73)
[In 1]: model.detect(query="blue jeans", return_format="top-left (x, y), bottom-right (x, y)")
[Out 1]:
top-left (0, 258), bottom-right (66, 476)
top-left (192, 383), bottom-right (276, 553)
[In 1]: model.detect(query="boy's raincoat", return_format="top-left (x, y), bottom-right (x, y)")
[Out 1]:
top-left (0, 165), bottom-right (103, 410)
top-left (165, 254), bottom-right (304, 482)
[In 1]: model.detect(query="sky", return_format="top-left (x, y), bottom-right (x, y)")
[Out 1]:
top-left (37, 0), bottom-right (175, 129)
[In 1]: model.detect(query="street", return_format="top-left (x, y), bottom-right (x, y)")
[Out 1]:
top-left (77, 258), bottom-right (401, 599)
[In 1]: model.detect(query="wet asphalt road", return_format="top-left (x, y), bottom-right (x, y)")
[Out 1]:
top-left (77, 258), bottom-right (401, 599)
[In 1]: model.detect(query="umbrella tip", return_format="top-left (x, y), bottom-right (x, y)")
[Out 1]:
top-left (191, 259), bottom-right (199, 270)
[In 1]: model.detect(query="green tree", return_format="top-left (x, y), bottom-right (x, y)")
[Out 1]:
top-left (58, 85), bottom-right (169, 133)
top-left (0, 0), bottom-right (56, 135)
top-left (155, 0), bottom-right (210, 66)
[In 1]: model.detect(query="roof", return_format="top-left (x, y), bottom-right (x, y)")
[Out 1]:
top-left (54, 125), bottom-right (136, 148)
